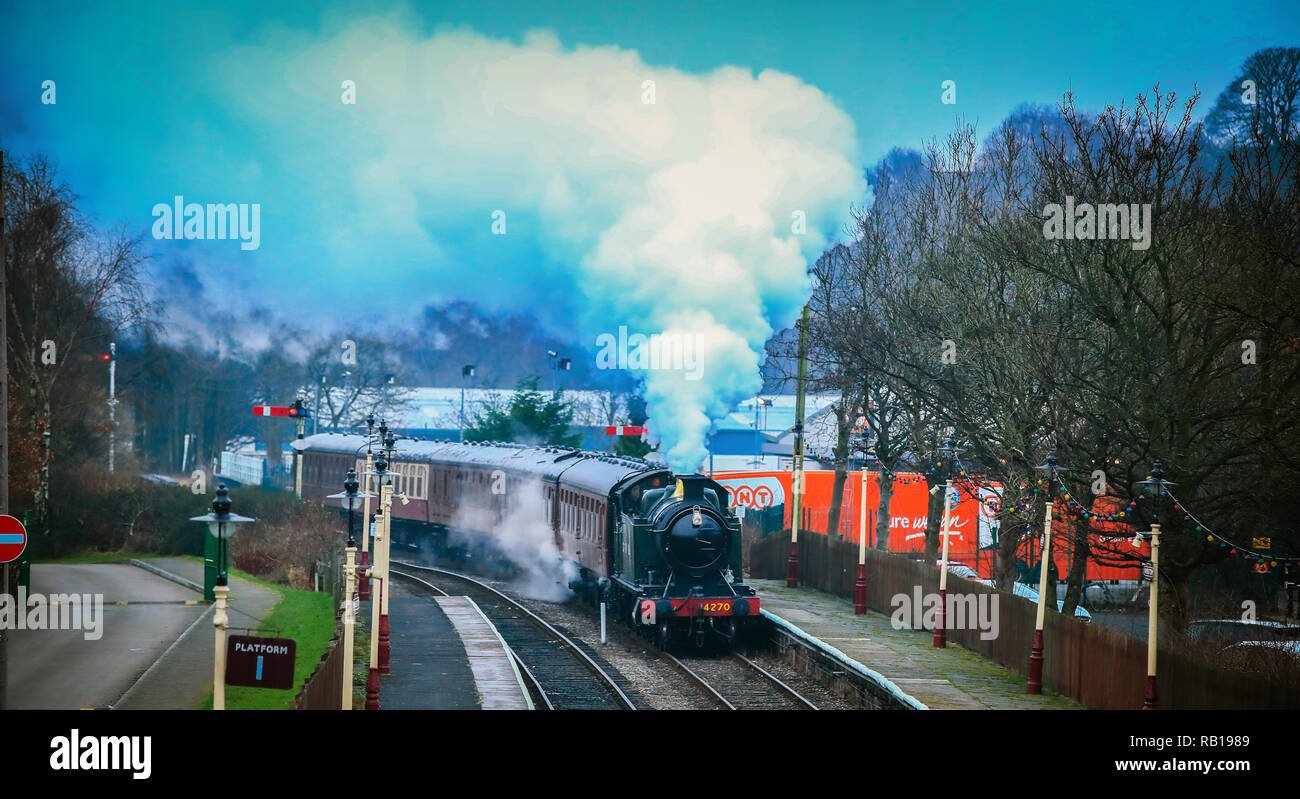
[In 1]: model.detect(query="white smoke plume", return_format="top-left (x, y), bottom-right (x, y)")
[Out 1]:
top-left (446, 478), bottom-right (577, 602)
top-left (218, 13), bottom-right (864, 472)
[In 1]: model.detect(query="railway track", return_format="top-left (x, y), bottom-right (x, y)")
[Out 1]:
top-left (661, 651), bottom-right (819, 710)
top-left (389, 561), bottom-right (637, 711)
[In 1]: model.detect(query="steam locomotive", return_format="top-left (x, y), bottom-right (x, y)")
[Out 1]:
top-left (298, 434), bottom-right (760, 649)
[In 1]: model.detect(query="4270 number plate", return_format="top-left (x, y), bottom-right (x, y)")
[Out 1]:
top-left (700, 601), bottom-right (732, 613)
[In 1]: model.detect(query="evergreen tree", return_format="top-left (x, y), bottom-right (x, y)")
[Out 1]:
top-left (464, 377), bottom-right (582, 447)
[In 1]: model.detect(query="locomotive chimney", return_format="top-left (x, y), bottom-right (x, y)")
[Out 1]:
top-left (675, 475), bottom-right (710, 501)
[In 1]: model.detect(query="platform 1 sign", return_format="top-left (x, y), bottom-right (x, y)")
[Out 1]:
top-left (0, 515), bottom-right (27, 563)
top-left (225, 635), bottom-right (296, 689)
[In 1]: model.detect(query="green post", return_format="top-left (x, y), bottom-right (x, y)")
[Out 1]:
top-left (204, 529), bottom-right (219, 602)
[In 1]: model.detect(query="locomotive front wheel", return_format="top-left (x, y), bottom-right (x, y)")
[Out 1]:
top-left (657, 620), bottom-right (671, 651)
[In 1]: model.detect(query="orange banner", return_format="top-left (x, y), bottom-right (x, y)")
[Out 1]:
top-left (713, 470), bottom-right (1141, 581)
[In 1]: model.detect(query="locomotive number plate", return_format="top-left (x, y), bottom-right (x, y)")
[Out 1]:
top-left (701, 601), bottom-right (732, 613)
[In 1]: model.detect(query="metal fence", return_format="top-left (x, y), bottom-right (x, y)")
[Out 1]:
top-left (750, 530), bottom-right (1300, 709)
top-left (219, 451), bottom-right (292, 489)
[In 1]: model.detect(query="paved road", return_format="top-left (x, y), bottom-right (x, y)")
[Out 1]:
top-left (6, 563), bottom-right (206, 709)
top-left (112, 558), bottom-right (279, 709)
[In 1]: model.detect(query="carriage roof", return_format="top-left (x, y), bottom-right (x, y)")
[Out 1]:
top-left (299, 433), bottom-right (668, 494)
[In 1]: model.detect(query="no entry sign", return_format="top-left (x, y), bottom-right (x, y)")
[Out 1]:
top-left (0, 515), bottom-right (27, 563)
top-left (226, 635), bottom-right (296, 689)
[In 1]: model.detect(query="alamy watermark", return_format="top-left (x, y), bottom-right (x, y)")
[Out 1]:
top-left (1042, 196), bottom-right (1151, 251)
top-left (891, 586), bottom-right (999, 640)
top-left (0, 588), bottom-right (103, 640)
top-left (151, 196), bottom-right (260, 251)
top-left (50, 729), bottom-right (151, 780)
top-left (595, 326), bottom-right (703, 380)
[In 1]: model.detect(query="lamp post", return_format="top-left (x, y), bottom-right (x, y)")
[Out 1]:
top-left (461, 365), bottom-right (475, 441)
top-left (359, 414), bottom-right (376, 600)
top-left (547, 350), bottom-right (571, 397)
top-left (341, 542), bottom-right (356, 710)
top-left (328, 470), bottom-right (372, 711)
top-left (787, 304), bottom-right (809, 588)
top-left (1027, 447), bottom-right (1067, 693)
top-left (855, 436), bottom-right (871, 615)
top-left (190, 484), bottom-right (254, 710)
top-left (371, 431), bottom-right (399, 676)
top-left (1137, 460), bottom-right (1174, 710)
top-left (107, 343), bottom-right (117, 474)
top-left (363, 447), bottom-right (390, 710)
top-left (933, 433), bottom-right (958, 648)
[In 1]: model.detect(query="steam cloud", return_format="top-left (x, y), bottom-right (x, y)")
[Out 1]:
top-left (219, 14), bottom-right (864, 471)
top-left (446, 479), bottom-right (577, 602)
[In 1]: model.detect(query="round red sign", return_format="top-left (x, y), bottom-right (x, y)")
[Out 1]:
top-left (0, 515), bottom-right (27, 563)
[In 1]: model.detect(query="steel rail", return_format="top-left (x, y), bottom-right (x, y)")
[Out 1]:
top-left (732, 652), bottom-right (819, 709)
top-left (660, 652), bottom-right (737, 710)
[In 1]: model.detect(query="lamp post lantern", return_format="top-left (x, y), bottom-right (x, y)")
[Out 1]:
top-left (1027, 447), bottom-right (1067, 693)
top-left (1137, 460), bottom-right (1174, 710)
top-left (189, 484), bottom-right (254, 710)
top-left (933, 433), bottom-right (959, 648)
top-left (327, 469), bottom-right (372, 550)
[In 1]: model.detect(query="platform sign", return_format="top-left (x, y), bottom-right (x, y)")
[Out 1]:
top-left (0, 515), bottom-right (28, 563)
top-left (605, 426), bottom-right (645, 436)
top-left (225, 635), bottom-right (296, 689)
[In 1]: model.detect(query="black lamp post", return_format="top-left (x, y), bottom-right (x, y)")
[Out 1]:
top-left (190, 484), bottom-right (254, 586)
top-left (327, 469), bottom-right (372, 549)
top-left (189, 484), bottom-right (253, 710)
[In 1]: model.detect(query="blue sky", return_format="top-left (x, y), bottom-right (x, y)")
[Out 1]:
top-left (4, 0), bottom-right (1293, 469)
top-left (3, 0), bottom-right (1294, 327)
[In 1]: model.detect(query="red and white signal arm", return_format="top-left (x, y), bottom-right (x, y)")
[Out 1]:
top-left (606, 426), bottom-right (645, 436)
top-left (0, 515), bottom-right (28, 563)
top-left (253, 405), bottom-right (303, 417)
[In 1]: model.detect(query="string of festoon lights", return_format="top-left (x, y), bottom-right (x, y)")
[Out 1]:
top-left (1165, 489), bottom-right (1296, 572)
top-left (1047, 471), bottom-right (1296, 572)
top-left (823, 443), bottom-right (1297, 574)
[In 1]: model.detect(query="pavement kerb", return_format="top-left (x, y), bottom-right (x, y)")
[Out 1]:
top-left (129, 558), bottom-right (205, 595)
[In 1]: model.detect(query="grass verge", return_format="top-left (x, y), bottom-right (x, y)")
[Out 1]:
top-left (196, 585), bottom-right (335, 710)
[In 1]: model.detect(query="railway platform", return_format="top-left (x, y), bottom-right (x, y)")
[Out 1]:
top-left (749, 579), bottom-right (1084, 710)
top-left (382, 586), bottom-right (532, 710)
